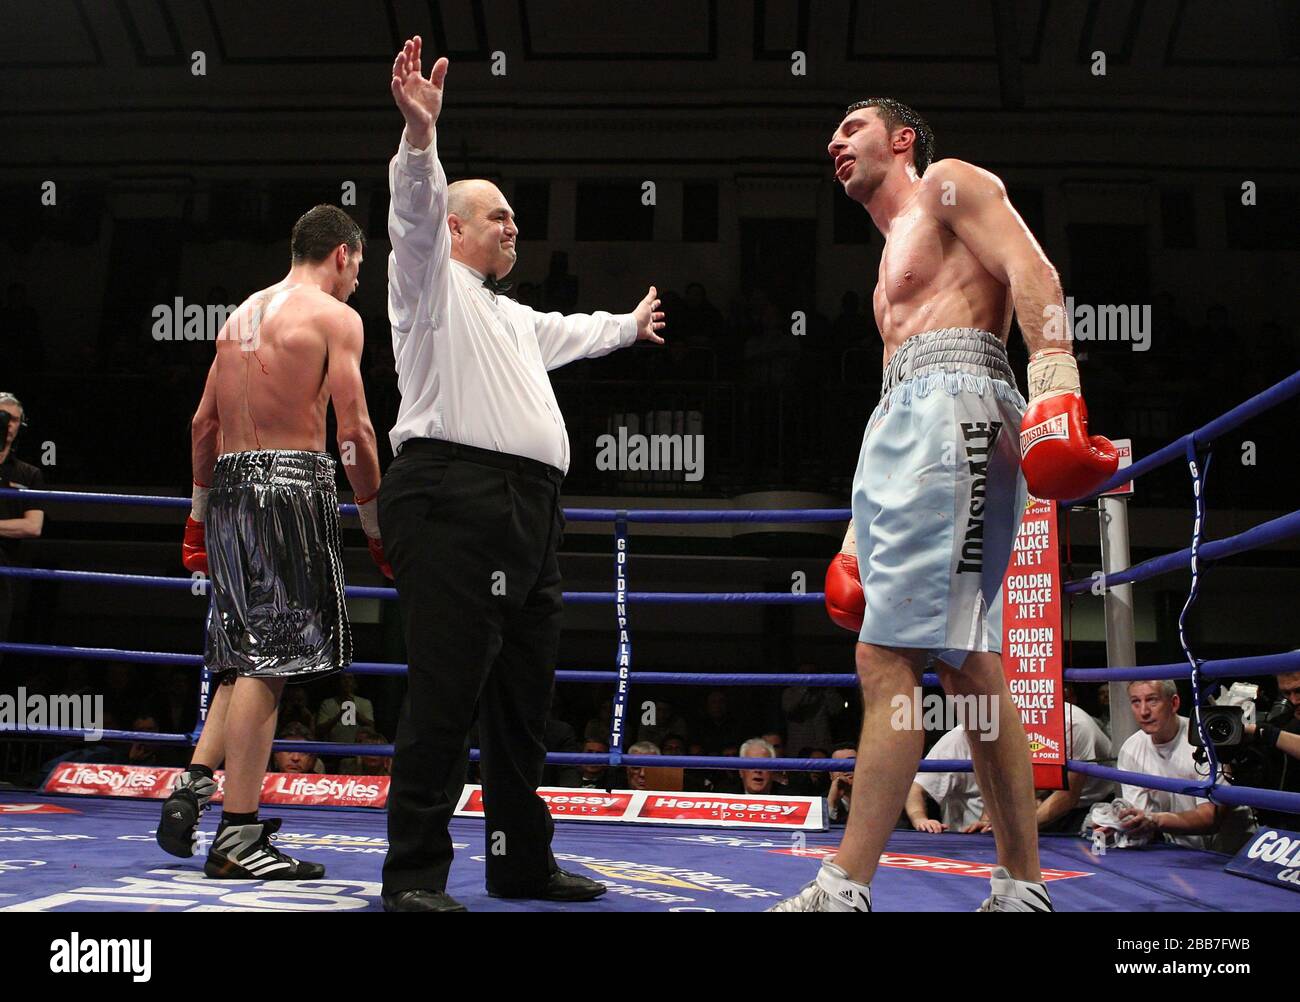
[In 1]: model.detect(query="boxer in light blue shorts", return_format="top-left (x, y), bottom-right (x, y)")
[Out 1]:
top-left (852, 327), bottom-right (1027, 668)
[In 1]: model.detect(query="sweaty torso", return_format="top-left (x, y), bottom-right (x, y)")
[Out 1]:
top-left (873, 169), bottom-right (1012, 365)
top-left (212, 282), bottom-right (336, 454)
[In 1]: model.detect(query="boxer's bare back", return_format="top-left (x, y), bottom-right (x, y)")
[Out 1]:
top-left (210, 282), bottom-right (353, 454)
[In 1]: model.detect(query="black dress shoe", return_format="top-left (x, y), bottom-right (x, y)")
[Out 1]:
top-left (382, 889), bottom-right (468, 912)
top-left (488, 868), bottom-right (607, 902)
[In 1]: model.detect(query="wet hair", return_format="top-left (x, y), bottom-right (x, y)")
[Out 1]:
top-left (290, 204), bottom-right (365, 264)
top-left (844, 97), bottom-right (936, 175)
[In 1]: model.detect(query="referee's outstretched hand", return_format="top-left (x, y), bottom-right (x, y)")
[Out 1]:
top-left (391, 35), bottom-right (447, 150)
top-left (633, 286), bottom-right (666, 345)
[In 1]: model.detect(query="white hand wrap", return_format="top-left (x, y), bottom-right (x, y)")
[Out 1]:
top-left (1026, 348), bottom-right (1081, 403)
top-left (357, 497), bottom-right (381, 539)
top-left (191, 482), bottom-right (210, 521)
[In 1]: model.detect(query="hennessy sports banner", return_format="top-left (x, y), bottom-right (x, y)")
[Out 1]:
top-left (456, 786), bottom-right (827, 831)
top-left (1002, 496), bottom-right (1069, 791)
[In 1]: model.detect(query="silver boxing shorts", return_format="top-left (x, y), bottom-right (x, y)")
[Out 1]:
top-left (851, 328), bottom-right (1028, 668)
top-left (203, 450), bottom-right (352, 685)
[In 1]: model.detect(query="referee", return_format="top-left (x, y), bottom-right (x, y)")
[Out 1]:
top-left (379, 38), bottom-right (665, 912)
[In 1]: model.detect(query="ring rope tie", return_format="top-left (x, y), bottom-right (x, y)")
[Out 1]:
top-left (1179, 444), bottom-right (1221, 781)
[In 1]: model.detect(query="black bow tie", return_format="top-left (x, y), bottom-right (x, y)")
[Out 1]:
top-left (483, 275), bottom-right (513, 295)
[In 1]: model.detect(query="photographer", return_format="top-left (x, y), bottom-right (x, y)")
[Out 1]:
top-left (1115, 680), bottom-right (1256, 852)
top-left (1244, 669), bottom-right (1300, 830)
top-left (0, 392), bottom-right (45, 664)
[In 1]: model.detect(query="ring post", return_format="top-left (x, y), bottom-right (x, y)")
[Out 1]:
top-left (1099, 496), bottom-right (1139, 747)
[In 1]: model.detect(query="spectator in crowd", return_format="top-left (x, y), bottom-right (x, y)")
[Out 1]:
top-left (278, 684), bottom-right (317, 734)
top-left (316, 674), bottom-right (374, 744)
top-left (826, 746), bottom-right (856, 824)
top-left (1033, 701), bottom-right (1116, 832)
top-left (1094, 683), bottom-right (1112, 738)
top-left (0, 391), bottom-right (45, 666)
top-left (637, 697), bottom-right (690, 748)
top-left (908, 700), bottom-right (1116, 834)
top-left (1114, 680), bottom-right (1256, 852)
top-left (339, 727), bottom-right (393, 776)
top-left (781, 664), bottom-right (844, 758)
top-left (709, 742), bottom-right (744, 793)
top-left (789, 747), bottom-right (831, 797)
top-left (906, 726), bottom-right (985, 833)
top-left (577, 738), bottom-right (612, 788)
top-left (584, 698), bottom-right (614, 744)
top-left (761, 729), bottom-right (790, 792)
top-left (127, 714), bottom-right (163, 766)
top-left (661, 734), bottom-right (687, 757)
top-left (737, 737), bottom-right (778, 796)
top-left (543, 712), bottom-right (582, 788)
top-left (681, 739), bottom-right (718, 793)
top-left (154, 670), bottom-right (198, 735)
top-left (102, 663), bottom-right (145, 730)
top-left (695, 689), bottom-right (744, 754)
top-left (623, 740), bottom-right (660, 791)
top-left (272, 721), bottom-right (325, 774)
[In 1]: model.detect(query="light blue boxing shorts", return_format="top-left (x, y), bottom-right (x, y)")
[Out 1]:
top-left (851, 328), bottom-right (1028, 668)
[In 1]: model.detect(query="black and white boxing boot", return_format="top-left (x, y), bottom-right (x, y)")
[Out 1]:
top-left (204, 818), bottom-right (326, 880)
top-left (156, 765), bottom-right (218, 858)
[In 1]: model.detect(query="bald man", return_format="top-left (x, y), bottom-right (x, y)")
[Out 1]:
top-left (378, 37), bottom-right (666, 912)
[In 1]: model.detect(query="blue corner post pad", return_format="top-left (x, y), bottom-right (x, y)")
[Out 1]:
top-left (1223, 827), bottom-right (1300, 893)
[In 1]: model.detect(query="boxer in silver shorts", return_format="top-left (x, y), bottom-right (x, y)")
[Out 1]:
top-left (155, 205), bottom-right (391, 879)
top-left (773, 98), bottom-right (1111, 912)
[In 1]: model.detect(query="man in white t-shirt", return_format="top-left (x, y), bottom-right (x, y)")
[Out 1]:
top-left (908, 726), bottom-right (987, 832)
top-left (906, 702), bottom-right (1116, 833)
top-left (1115, 680), bottom-right (1256, 852)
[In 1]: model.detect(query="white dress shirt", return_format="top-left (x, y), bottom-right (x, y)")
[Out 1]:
top-left (386, 132), bottom-right (637, 471)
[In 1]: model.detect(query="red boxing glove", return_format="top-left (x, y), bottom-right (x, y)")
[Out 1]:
top-left (1020, 349), bottom-right (1118, 500)
top-left (824, 521), bottom-right (865, 633)
top-left (356, 492), bottom-right (393, 579)
top-left (182, 516), bottom-right (208, 575)
top-left (367, 537), bottom-right (394, 580)
top-left (182, 481), bottom-right (210, 574)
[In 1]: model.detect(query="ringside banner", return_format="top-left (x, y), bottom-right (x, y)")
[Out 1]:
top-left (1001, 496), bottom-right (1069, 790)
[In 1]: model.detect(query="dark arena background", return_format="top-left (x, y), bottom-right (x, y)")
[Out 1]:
top-left (0, 0), bottom-right (1298, 970)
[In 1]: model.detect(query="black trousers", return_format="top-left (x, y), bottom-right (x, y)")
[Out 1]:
top-left (380, 438), bottom-right (565, 895)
